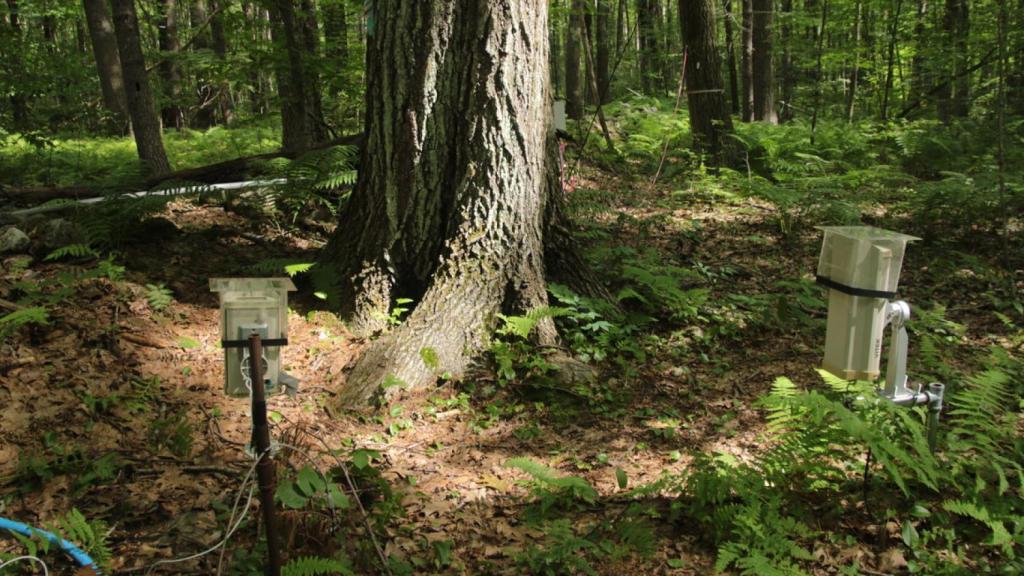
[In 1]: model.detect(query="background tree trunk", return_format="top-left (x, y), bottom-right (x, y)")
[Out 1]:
top-left (4, 0), bottom-right (29, 129)
top-left (268, 0), bottom-right (315, 153)
top-left (322, 1), bottom-right (586, 407)
top-left (157, 0), bottom-right (184, 130)
top-left (596, 0), bottom-right (611, 102)
top-left (723, 0), bottom-right (740, 114)
top-left (637, 0), bottom-right (659, 93)
top-left (751, 0), bottom-right (777, 122)
top-left (83, 0), bottom-right (129, 127)
top-left (779, 0), bottom-right (795, 121)
top-left (110, 0), bottom-right (172, 176)
top-left (566, 0), bottom-right (583, 118)
top-left (741, 0), bottom-right (754, 120)
top-left (679, 0), bottom-right (739, 166)
top-left (846, 0), bottom-right (862, 121)
top-left (299, 0), bottom-right (327, 142)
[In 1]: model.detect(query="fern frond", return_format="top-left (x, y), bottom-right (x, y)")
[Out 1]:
top-left (44, 243), bottom-right (99, 261)
top-left (505, 457), bottom-right (598, 503)
top-left (282, 555), bottom-right (353, 576)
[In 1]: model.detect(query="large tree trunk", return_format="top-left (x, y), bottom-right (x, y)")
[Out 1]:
top-left (209, 0), bottom-right (233, 124)
top-left (111, 0), bottom-right (172, 176)
top-left (723, 0), bottom-right (740, 114)
top-left (82, 0), bottom-right (129, 127)
top-left (157, 0), bottom-right (184, 130)
top-left (679, 0), bottom-right (739, 166)
top-left (321, 1), bottom-right (593, 408)
top-left (740, 0), bottom-right (754, 120)
top-left (751, 0), bottom-right (777, 122)
top-left (565, 0), bottom-right (583, 118)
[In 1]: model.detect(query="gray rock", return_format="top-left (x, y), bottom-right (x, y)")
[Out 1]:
top-left (0, 227), bottom-right (30, 254)
top-left (38, 218), bottom-right (84, 249)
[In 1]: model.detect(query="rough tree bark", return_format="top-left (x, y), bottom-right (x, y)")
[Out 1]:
top-left (741, 0), bottom-right (754, 120)
top-left (111, 0), bottom-right (172, 176)
top-left (321, 1), bottom-right (600, 408)
top-left (566, 0), bottom-right (584, 118)
top-left (82, 0), bottom-right (129, 127)
top-left (157, 0), bottom-right (184, 129)
top-left (678, 0), bottom-right (739, 166)
top-left (751, 0), bottom-right (777, 123)
top-left (779, 0), bottom-right (794, 121)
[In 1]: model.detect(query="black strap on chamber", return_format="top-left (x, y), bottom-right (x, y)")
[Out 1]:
top-left (815, 275), bottom-right (897, 299)
top-left (221, 338), bottom-right (289, 349)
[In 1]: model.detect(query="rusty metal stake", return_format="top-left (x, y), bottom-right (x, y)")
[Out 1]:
top-left (248, 333), bottom-right (282, 576)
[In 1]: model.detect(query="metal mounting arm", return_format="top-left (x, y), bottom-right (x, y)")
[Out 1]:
top-left (881, 300), bottom-right (945, 452)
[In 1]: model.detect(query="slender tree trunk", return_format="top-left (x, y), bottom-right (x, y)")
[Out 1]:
top-left (637, 0), bottom-right (659, 93)
top-left (908, 0), bottom-right (928, 104)
top-left (191, 0), bottom-right (216, 128)
top-left (322, 1), bottom-right (595, 408)
top-left (679, 0), bottom-right (740, 166)
top-left (809, 0), bottom-right (829, 140)
top-left (951, 0), bottom-right (969, 116)
top-left (596, 0), bottom-right (612, 102)
top-left (880, 0), bottom-right (903, 120)
top-left (83, 0), bottom-right (129, 127)
top-left (616, 0), bottom-right (626, 55)
top-left (157, 0), bottom-right (184, 130)
top-left (110, 0), bottom-right (172, 176)
top-left (779, 0), bottom-right (795, 121)
top-left (937, 0), bottom-right (969, 120)
top-left (566, 0), bottom-right (583, 118)
top-left (4, 0), bottom-right (29, 129)
top-left (751, 0), bottom-right (777, 122)
top-left (322, 0), bottom-right (347, 65)
top-left (268, 0), bottom-right (315, 153)
top-left (210, 0), bottom-right (233, 124)
top-left (299, 0), bottom-right (327, 141)
top-left (550, 3), bottom-right (563, 97)
top-left (741, 0), bottom-right (754, 120)
top-left (846, 0), bottom-right (862, 121)
top-left (723, 0), bottom-right (740, 114)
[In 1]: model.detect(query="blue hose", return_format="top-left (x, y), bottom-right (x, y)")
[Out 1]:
top-left (0, 517), bottom-right (101, 573)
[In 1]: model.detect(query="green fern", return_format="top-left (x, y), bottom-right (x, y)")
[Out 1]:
top-left (282, 555), bottom-right (354, 576)
top-left (44, 243), bottom-right (99, 261)
top-left (0, 306), bottom-right (49, 340)
top-left (505, 457), bottom-right (598, 505)
top-left (52, 508), bottom-right (112, 571)
top-left (496, 306), bottom-right (571, 339)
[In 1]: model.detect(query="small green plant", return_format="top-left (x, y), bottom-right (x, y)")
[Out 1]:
top-left (148, 410), bottom-right (194, 458)
top-left (43, 243), bottom-right (99, 261)
top-left (506, 457), bottom-right (597, 517)
top-left (276, 465), bottom-right (351, 511)
top-left (0, 306), bottom-right (49, 340)
top-left (282, 555), bottom-right (354, 576)
top-left (145, 283), bottom-right (174, 312)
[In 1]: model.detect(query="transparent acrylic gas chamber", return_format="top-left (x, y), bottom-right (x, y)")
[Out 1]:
top-left (210, 277), bottom-right (296, 396)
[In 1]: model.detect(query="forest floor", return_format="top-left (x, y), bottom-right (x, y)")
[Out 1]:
top-left (0, 149), bottom-right (1019, 575)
